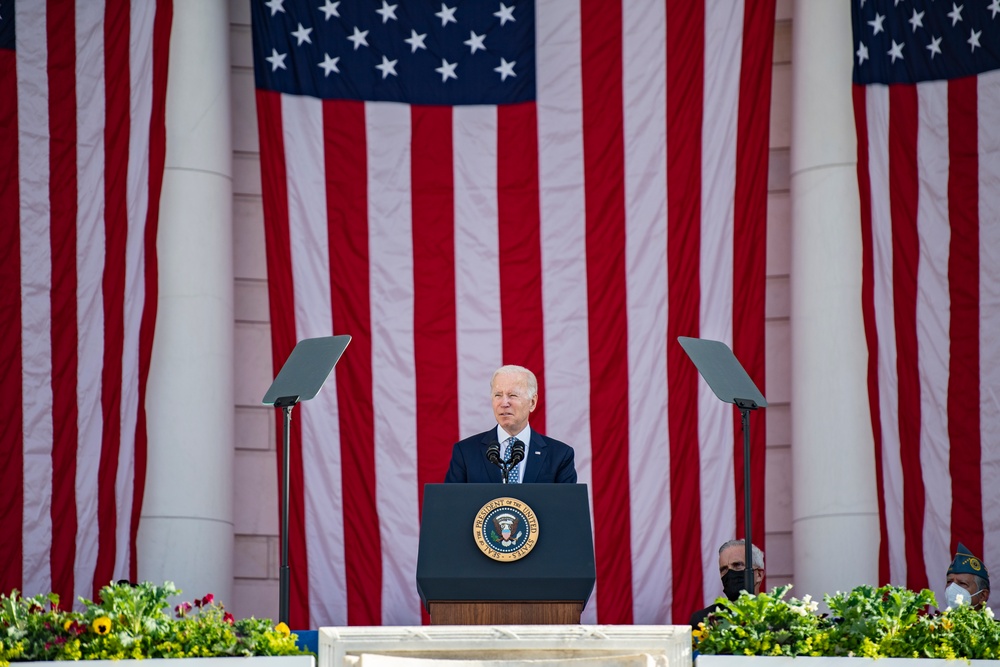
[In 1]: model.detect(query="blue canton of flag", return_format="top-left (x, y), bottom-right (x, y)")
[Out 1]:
top-left (251, 0), bottom-right (535, 105)
top-left (853, 0), bottom-right (1000, 84)
top-left (0, 0), bottom-right (15, 52)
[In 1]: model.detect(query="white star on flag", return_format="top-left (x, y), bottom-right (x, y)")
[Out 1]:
top-left (888, 39), bottom-right (905, 62)
top-left (435, 3), bottom-right (457, 26)
top-left (948, 3), bottom-right (963, 26)
top-left (464, 31), bottom-right (487, 54)
top-left (348, 26), bottom-right (369, 50)
top-left (291, 22), bottom-right (313, 45)
top-left (319, 0), bottom-right (340, 20)
top-left (869, 13), bottom-right (885, 34)
top-left (265, 0), bottom-right (285, 16)
top-left (494, 57), bottom-right (516, 80)
top-left (404, 30), bottom-right (427, 53)
top-left (494, 2), bottom-right (515, 25)
top-left (319, 53), bottom-right (340, 76)
top-left (266, 48), bottom-right (287, 71)
top-left (857, 42), bottom-right (869, 64)
top-left (375, 55), bottom-right (398, 79)
top-left (926, 35), bottom-right (942, 58)
top-left (968, 28), bottom-right (981, 51)
top-left (435, 58), bottom-right (458, 82)
top-left (376, 1), bottom-right (398, 24)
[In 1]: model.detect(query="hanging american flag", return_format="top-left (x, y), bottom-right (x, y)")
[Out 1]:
top-left (253, 0), bottom-right (774, 626)
top-left (0, 0), bottom-right (171, 604)
top-left (852, 0), bottom-right (1000, 601)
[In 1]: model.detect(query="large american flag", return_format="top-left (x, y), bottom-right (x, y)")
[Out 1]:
top-left (0, 0), bottom-right (171, 604)
top-left (252, 0), bottom-right (775, 626)
top-left (852, 0), bottom-right (1000, 600)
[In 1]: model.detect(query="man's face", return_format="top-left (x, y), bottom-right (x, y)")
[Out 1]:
top-left (492, 373), bottom-right (537, 436)
top-left (719, 544), bottom-right (764, 594)
top-left (947, 572), bottom-right (989, 608)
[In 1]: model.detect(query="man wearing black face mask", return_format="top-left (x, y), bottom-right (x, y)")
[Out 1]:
top-left (689, 539), bottom-right (765, 628)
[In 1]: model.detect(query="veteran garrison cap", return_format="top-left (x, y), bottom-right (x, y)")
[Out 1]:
top-left (947, 542), bottom-right (990, 588)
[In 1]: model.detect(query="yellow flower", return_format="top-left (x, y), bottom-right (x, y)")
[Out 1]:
top-left (942, 618), bottom-right (954, 631)
top-left (275, 621), bottom-right (291, 636)
top-left (93, 616), bottom-right (112, 635)
top-left (63, 619), bottom-right (73, 631)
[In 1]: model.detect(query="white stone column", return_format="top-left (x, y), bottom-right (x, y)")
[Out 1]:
top-left (139, 0), bottom-right (234, 603)
top-left (789, 0), bottom-right (879, 597)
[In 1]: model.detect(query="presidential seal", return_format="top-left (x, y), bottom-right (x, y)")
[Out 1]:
top-left (473, 497), bottom-right (539, 561)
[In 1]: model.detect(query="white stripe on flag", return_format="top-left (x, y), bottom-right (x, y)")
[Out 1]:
top-left (117, 0), bottom-right (159, 578)
top-left (365, 102), bottom-right (422, 625)
top-left (622, 0), bottom-right (670, 624)
top-left (914, 80), bottom-right (952, 601)
top-left (697, 0), bottom-right (743, 602)
top-left (17, 0), bottom-right (55, 596)
top-left (454, 106), bottom-right (502, 434)
top-left (280, 94), bottom-right (349, 626)
top-left (75, 0), bottom-right (108, 601)
top-left (866, 85), bottom-right (908, 585)
top-left (535, 0), bottom-right (596, 624)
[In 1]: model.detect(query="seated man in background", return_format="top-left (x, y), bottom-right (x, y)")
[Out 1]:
top-left (690, 539), bottom-right (765, 627)
top-left (945, 542), bottom-right (990, 610)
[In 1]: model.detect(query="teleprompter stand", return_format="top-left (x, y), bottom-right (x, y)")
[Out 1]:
top-left (262, 335), bottom-right (351, 625)
top-left (678, 336), bottom-right (767, 594)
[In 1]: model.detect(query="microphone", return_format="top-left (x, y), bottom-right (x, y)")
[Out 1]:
top-left (509, 439), bottom-right (525, 466)
top-left (486, 440), bottom-right (502, 467)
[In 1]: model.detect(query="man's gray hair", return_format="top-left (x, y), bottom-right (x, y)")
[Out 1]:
top-left (491, 365), bottom-right (538, 399)
top-left (720, 539), bottom-right (765, 570)
top-left (973, 573), bottom-right (990, 592)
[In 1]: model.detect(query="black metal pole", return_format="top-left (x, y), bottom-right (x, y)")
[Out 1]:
top-left (279, 404), bottom-right (292, 625)
top-left (741, 406), bottom-right (754, 594)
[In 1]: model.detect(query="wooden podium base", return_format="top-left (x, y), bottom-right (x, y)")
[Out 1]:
top-left (427, 601), bottom-right (583, 625)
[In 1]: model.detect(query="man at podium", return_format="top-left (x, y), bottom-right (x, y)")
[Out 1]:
top-left (444, 365), bottom-right (577, 484)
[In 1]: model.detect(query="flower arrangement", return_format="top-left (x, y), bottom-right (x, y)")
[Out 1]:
top-left (694, 584), bottom-right (1000, 659)
top-left (0, 581), bottom-right (309, 665)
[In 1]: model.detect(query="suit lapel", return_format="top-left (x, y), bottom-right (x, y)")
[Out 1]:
top-left (522, 431), bottom-right (547, 483)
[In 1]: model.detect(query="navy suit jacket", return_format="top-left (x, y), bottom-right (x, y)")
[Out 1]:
top-left (444, 427), bottom-right (577, 483)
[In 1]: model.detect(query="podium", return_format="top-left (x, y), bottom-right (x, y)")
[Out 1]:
top-left (417, 484), bottom-right (596, 625)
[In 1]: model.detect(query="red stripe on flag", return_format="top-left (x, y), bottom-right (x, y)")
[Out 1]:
top-left (323, 100), bottom-right (382, 625)
top-left (0, 45), bottom-right (23, 595)
top-left (256, 90), bottom-right (311, 626)
top-left (95, 0), bottom-right (131, 595)
top-left (581, 0), bottom-right (633, 624)
top-left (47, 0), bottom-right (80, 604)
top-left (498, 102), bottom-right (546, 432)
top-left (853, 85), bottom-right (892, 584)
top-left (666, 0), bottom-right (705, 623)
top-left (411, 105), bottom-right (459, 500)
top-left (946, 78), bottom-right (983, 554)
top-left (732, 0), bottom-right (773, 553)
top-left (130, 0), bottom-right (172, 583)
top-left (888, 84), bottom-right (928, 592)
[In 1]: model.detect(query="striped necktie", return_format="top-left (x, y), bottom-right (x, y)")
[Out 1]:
top-left (504, 436), bottom-right (520, 484)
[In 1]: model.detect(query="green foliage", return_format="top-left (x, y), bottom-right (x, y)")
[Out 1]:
top-left (694, 584), bottom-right (1000, 659)
top-left (0, 581), bottom-right (308, 665)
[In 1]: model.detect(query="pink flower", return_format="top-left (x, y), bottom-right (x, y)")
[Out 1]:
top-left (201, 593), bottom-right (215, 607)
top-left (175, 601), bottom-right (193, 617)
top-left (223, 612), bottom-right (235, 625)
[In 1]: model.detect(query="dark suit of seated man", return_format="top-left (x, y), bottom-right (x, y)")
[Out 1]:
top-left (444, 365), bottom-right (577, 484)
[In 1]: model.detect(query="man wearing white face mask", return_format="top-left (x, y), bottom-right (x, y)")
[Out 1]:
top-left (944, 542), bottom-right (990, 610)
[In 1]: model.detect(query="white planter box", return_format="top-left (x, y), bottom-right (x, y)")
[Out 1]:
top-left (319, 625), bottom-right (692, 667)
top-left (698, 656), bottom-right (996, 667)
